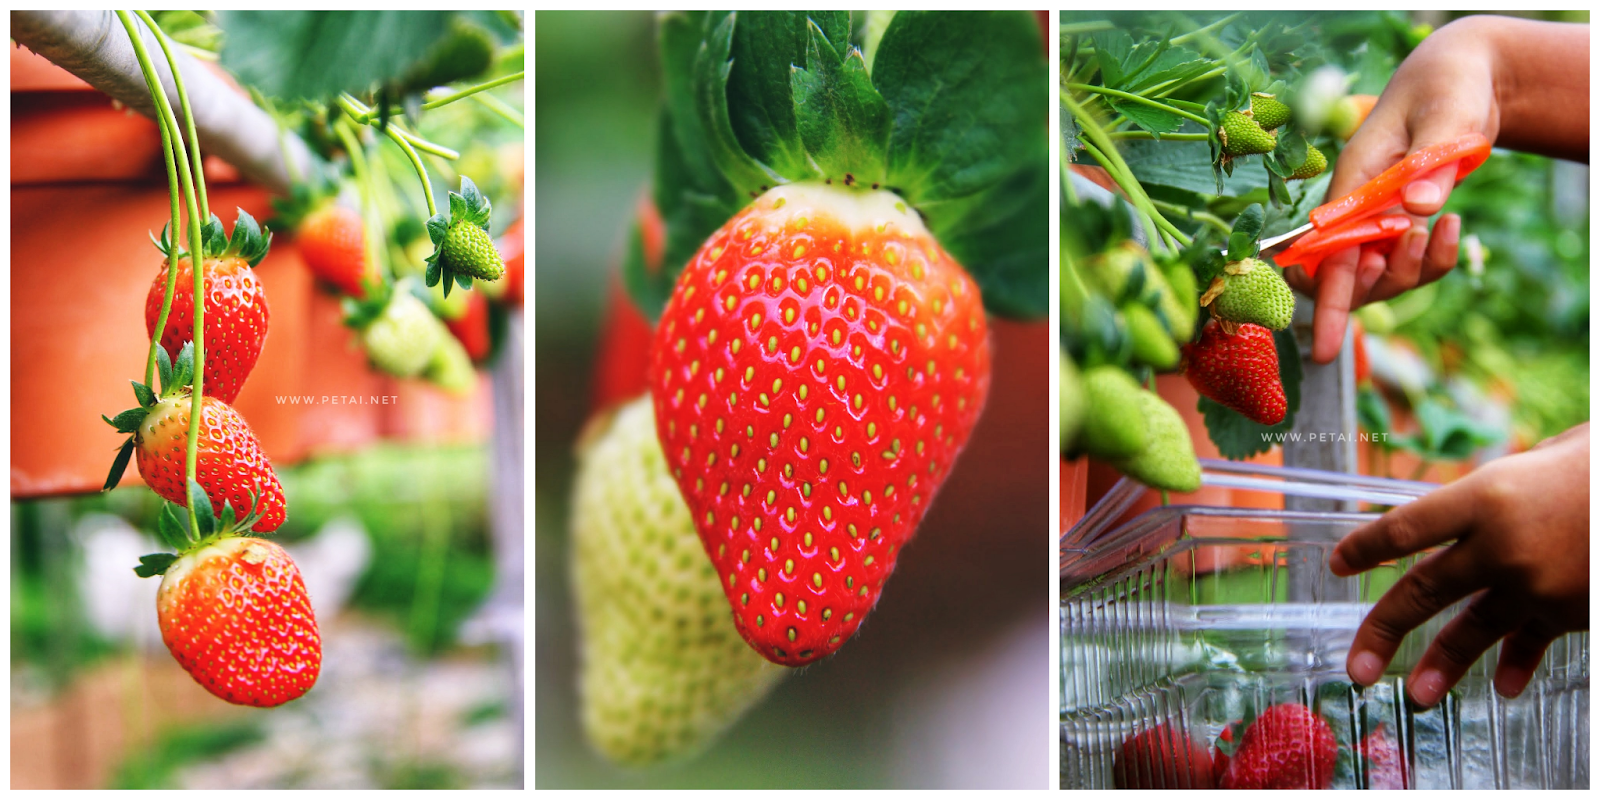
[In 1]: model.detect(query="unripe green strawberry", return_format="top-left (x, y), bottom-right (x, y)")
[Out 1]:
top-left (1249, 92), bottom-right (1291, 131)
top-left (1060, 352), bottom-right (1085, 452)
top-left (1083, 241), bottom-right (1155, 304)
top-left (360, 290), bottom-right (445, 378)
top-left (1288, 144), bottom-right (1328, 180)
top-left (1202, 258), bottom-right (1295, 331)
top-left (423, 334), bottom-right (477, 395)
top-left (571, 397), bottom-right (786, 766)
top-left (1112, 390), bottom-right (1201, 492)
top-left (1124, 303), bottom-right (1180, 370)
top-left (1220, 111), bottom-right (1277, 156)
top-left (441, 220), bottom-right (505, 281)
top-left (1158, 261), bottom-right (1200, 342)
top-left (1080, 366), bottom-right (1148, 459)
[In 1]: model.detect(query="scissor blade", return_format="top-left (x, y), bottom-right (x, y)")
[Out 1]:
top-left (1219, 221), bottom-right (1313, 259)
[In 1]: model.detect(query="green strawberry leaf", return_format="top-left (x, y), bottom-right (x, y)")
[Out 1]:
top-left (134, 553), bottom-right (179, 579)
top-left (131, 380), bottom-right (156, 409)
top-left (1111, 99), bottom-right (1186, 137)
top-left (874, 10), bottom-right (1046, 204)
top-left (187, 479), bottom-right (216, 537)
top-left (790, 19), bottom-right (891, 184)
top-left (1266, 128), bottom-right (1308, 178)
top-left (1406, 396), bottom-right (1503, 460)
top-left (1228, 204), bottom-right (1265, 261)
top-left (157, 503), bottom-right (191, 550)
top-left (1267, 173), bottom-right (1291, 207)
top-left (1199, 325), bottom-right (1303, 459)
top-left (215, 11), bottom-right (514, 102)
top-left (924, 156), bottom-right (1048, 319)
top-left (1123, 137), bottom-right (1272, 197)
top-left (103, 438), bottom-right (136, 491)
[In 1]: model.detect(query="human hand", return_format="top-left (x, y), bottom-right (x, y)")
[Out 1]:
top-left (1286, 17), bottom-right (1504, 362)
top-left (1328, 423), bottom-right (1590, 707)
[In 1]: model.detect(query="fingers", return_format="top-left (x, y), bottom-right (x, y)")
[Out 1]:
top-left (1494, 625), bottom-right (1559, 699)
top-left (1406, 588), bottom-right (1525, 707)
top-left (1398, 161), bottom-right (1461, 217)
top-left (1330, 476), bottom-right (1480, 575)
top-left (1344, 546), bottom-right (1484, 687)
top-left (1418, 213), bottom-right (1461, 286)
top-left (1310, 246), bottom-right (1361, 363)
top-left (1367, 226), bottom-right (1428, 302)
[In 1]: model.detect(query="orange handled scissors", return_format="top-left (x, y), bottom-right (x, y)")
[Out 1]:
top-left (1228, 133), bottom-right (1493, 276)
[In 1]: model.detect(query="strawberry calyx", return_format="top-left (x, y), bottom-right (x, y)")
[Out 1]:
top-left (101, 342), bottom-right (198, 492)
top-left (151, 209), bottom-right (274, 268)
top-left (133, 482), bottom-right (269, 578)
top-left (340, 275), bottom-right (429, 330)
top-left (424, 175), bottom-right (498, 298)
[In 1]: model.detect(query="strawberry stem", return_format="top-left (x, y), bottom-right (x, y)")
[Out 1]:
top-left (118, 12), bottom-right (184, 391)
top-left (336, 93), bottom-right (440, 218)
top-left (416, 71), bottom-right (524, 114)
top-left (1068, 84), bottom-right (1211, 127)
top-left (134, 11), bottom-right (208, 221)
top-left (331, 118), bottom-right (391, 286)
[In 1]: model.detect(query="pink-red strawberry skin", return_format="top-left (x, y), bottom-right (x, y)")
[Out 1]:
top-left (136, 396), bottom-right (286, 532)
top-left (158, 537), bottom-right (320, 707)
top-left (1114, 723), bottom-right (1215, 789)
top-left (145, 256), bottom-right (269, 404)
top-left (648, 184), bottom-right (991, 666)
top-left (1359, 725), bottom-right (1410, 789)
top-left (1182, 322), bottom-right (1286, 425)
top-left (1217, 703), bottom-right (1337, 789)
top-left (298, 204), bottom-right (371, 298)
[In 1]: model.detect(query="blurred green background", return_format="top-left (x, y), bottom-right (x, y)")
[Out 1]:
top-left (535, 10), bottom-right (1052, 789)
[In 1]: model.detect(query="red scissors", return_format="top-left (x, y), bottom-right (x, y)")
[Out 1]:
top-left (1231, 133), bottom-right (1493, 276)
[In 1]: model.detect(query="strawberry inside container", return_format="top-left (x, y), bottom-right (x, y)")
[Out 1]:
top-left (1060, 461), bottom-right (1590, 790)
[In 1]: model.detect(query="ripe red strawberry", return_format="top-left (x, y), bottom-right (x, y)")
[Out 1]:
top-left (156, 535), bottom-right (320, 707)
top-left (1182, 322), bottom-right (1287, 426)
top-left (1114, 723), bottom-right (1215, 789)
top-left (1357, 724), bottom-right (1409, 790)
top-left (144, 211), bottom-right (272, 404)
top-left (298, 203), bottom-right (375, 298)
top-left (445, 289), bottom-right (492, 362)
top-left (1217, 703), bottom-right (1337, 789)
top-left (649, 182), bottom-right (992, 666)
top-left (134, 394), bottom-right (286, 532)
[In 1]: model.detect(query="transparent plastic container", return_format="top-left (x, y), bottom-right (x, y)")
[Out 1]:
top-left (1061, 461), bottom-right (1589, 790)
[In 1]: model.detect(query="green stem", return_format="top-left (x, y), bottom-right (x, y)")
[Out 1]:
top-left (118, 10), bottom-right (206, 537)
top-left (1068, 83), bottom-right (1210, 127)
top-left (470, 92), bottom-right (524, 128)
top-left (417, 71), bottom-right (524, 113)
top-left (1058, 21), bottom-right (1114, 35)
top-left (333, 120), bottom-right (389, 284)
top-left (1151, 198), bottom-right (1231, 235)
top-left (136, 10), bottom-right (207, 221)
top-left (120, 15), bottom-right (184, 391)
top-left (337, 94), bottom-right (438, 219)
top-left (1066, 92), bottom-right (1191, 248)
top-left (390, 125), bottom-right (460, 160)
top-left (1108, 131), bottom-right (1211, 141)
top-left (1169, 12), bottom-right (1241, 46)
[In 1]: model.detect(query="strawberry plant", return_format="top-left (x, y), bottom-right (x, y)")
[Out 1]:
top-left (623, 11), bottom-right (1045, 670)
top-left (100, 11), bottom-right (319, 707)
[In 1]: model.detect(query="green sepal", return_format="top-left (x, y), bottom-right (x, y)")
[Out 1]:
top-left (200, 213), bottom-right (229, 256)
top-left (1203, 102), bottom-right (1225, 193)
top-left (340, 280), bottom-right (392, 329)
top-left (221, 208), bottom-right (273, 266)
top-left (187, 479), bottom-right (216, 538)
top-left (104, 408), bottom-right (147, 434)
top-left (1227, 204), bottom-right (1265, 262)
top-left (789, 19), bottom-right (891, 185)
top-left (151, 223), bottom-right (185, 260)
top-left (217, 499), bottom-right (238, 534)
top-left (424, 250), bottom-right (444, 288)
top-left (454, 271), bottom-right (473, 290)
top-left (157, 502), bottom-right (192, 550)
top-left (156, 344), bottom-right (174, 395)
top-left (103, 438), bottom-right (136, 491)
top-left (693, 13), bottom-right (785, 197)
top-left (131, 380), bottom-right (156, 409)
top-left (171, 342), bottom-right (196, 395)
top-left (454, 176), bottom-right (493, 227)
top-left (134, 553), bottom-right (179, 579)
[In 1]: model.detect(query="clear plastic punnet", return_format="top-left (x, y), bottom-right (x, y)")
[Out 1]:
top-left (1061, 460), bottom-right (1589, 790)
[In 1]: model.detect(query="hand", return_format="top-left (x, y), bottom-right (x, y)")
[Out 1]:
top-left (1287, 16), bottom-right (1590, 363)
top-left (1328, 423), bottom-right (1590, 707)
